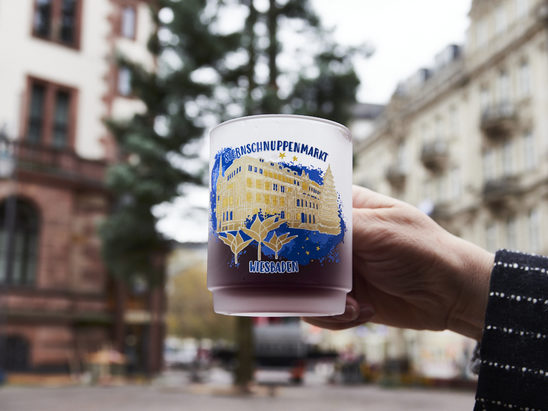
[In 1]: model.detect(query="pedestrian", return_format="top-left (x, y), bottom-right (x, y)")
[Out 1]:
top-left (305, 185), bottom-right (548, 410)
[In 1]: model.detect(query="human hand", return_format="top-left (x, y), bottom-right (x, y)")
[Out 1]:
top-left (304, 185), bottom-right (494, 340)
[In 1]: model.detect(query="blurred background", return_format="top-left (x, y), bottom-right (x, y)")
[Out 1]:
top-left (0, 0), bottom-right (547, 410)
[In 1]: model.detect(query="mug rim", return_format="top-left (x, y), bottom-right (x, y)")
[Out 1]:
top-left (210, 114), bottom-right (351, 140)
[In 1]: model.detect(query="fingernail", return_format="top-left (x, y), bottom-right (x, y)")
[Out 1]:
top-left (339, 303), bottom-right (358, 321)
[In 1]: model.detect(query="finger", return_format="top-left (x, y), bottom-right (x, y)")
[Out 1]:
top-left (304, 297), bottom-right (359, 323)
top-left (302, 296), bottom-right (375, 331)
top-left (303, 306), bottom-right (375, 331)
top-left (352, 185), bottom-right (397, 209)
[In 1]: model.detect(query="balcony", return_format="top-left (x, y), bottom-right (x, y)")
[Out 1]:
top-left (480, 103), bottom-right (517, 140)
top-left (420, 140), bottom-right (448, 171)
top-left (0, 137), bottom-right (106, 189)
top-left (482, 175), bottom-right (521, 209)
top-left (385, 164), bottom-right (406, 188)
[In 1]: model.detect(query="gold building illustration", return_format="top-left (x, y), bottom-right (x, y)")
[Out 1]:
top-left (215, 156), bottom-right (340, 235)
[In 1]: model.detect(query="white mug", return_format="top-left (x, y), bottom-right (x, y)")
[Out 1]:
top-left (208, 115), bottom-right (352, 316)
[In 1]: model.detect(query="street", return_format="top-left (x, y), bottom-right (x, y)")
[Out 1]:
top-left (0, 383), bottom-right (475, 411)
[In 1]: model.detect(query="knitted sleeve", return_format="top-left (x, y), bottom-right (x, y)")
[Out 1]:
top-left (474, 250), bottom-right (548, 411)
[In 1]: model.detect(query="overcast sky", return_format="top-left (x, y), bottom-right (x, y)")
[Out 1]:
top-left (156, 0), bottom-right (473, 243)
top-left (312, 0), bottom-right (472, 103)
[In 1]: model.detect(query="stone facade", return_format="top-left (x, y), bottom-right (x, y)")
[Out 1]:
top-left (352, 0), bottom-right (548, 376)
top-left (0, 0), bottom-right (163, 374)
top-left (354, 0), bottom-right (548, 256)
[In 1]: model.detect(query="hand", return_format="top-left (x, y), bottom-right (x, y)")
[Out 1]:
top-left (304, 185), bottom-right (494, 340)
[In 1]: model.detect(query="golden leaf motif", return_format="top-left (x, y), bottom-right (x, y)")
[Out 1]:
top-left (219, 231), bottom-right (252, 264)
top-left (263, 230), bottom-right (297, 260)
top-left (241, 214), bottom-right (286, 261)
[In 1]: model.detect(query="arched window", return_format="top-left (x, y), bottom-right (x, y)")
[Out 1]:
top-left (0, 197), bottom-right (40, 285)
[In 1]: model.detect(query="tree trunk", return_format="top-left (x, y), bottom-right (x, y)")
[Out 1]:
top-left (233, 0), bottom-right (259, 391)
top-left (234, 316), bottom-right (254, 391)
top-left (244, 0), bottom-right (257, 115)
top-left (114, 280), bottom-right (127, 353)
top-left (257, 242), bottom-right (262, 260)
top-left (267, 0), bottom-right (279, 89)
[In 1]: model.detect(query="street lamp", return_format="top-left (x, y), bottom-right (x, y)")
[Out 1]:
top-left (0, 126), bottom-right (16, 385)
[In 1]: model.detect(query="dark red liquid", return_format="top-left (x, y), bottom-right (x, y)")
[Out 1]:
top-left (207, 234), bottom-right (351, 292)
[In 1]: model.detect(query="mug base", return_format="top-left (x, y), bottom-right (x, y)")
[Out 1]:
top-left (211, 287), bottom-right (347, 316)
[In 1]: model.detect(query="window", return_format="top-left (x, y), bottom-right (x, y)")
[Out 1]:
top-left (518, 60), bottom-right (530, 98)
top-left (480, 86), bottom-right (490, 111)
top-left (52, 90), bottom-right (70, 147)
top-left (25, 78), bottom-right (76, 148)
top-left (27, 83), bottom-right (46, 143)
top-left (502, 140), bottom-right (514, 176)
top-left (528, 209), bottom-right (540, 252)
top-left (450, 167), bottom-right (461, 200)
top-left (34, 0), bottom-right (52, 38)
top-left (397, 143), bottom-right (407, 172)
top-left (120, 5), bottom-right (136, 39)
top-left (32, 0), bottom-right (81, 48)
top-left (477, 20), bottom-right (488, 48)
top-left (434, 176), bottom-right (445, 203)
top-left (117, 66), bottom-right (132, 97)
top-left (301, 213), bottom-right (306, 223)
top-left (280, 186), bottom-right (285, 193)
top-left (296, 199), bottom-right (300, 207)
top-left (506, 216), bottom-right (517, 250)
top-left (496, 70), bottom-right (510, 104)
top-left (434, 116), bottom-right (443, 140)
top-left (486, 223), bottom-right (497, 252)
top-left (482, 149), bottom-right (496, 181)
top-left (0, 198), bottom-right (40, 286)
top-left (516, 0), bottom-right (529, 18)
top-left (248, 166), bottom-right (252, 171)
top-left (449, 106), bottom-right (458, 135)
top-left (523, 131), bottom-right (536, 170)
top-left (495, 6), bottom-right (507, 35)
top-left (280, 211), bottom-right (285, 219)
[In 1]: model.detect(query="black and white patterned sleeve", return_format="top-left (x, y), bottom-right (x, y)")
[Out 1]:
top-left (474, 249), bottom-right (548, 411)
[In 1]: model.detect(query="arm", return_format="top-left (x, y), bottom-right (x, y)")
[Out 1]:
top-left (475, 250), bottom-right (548, 409)
top-left (305, 186), bottom-right (548, 409)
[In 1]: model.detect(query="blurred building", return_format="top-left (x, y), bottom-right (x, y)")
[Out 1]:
top-left (353, 0), bottom-right (548, 377)
top-left (0, 0), bottom-right (163, 375)
top-left (348, 102), bottom-right (385, 142)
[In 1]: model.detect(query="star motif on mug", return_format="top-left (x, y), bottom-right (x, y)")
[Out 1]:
top-left (292, 155), bottom-right (298, 162)
top-left (279, 152), bottom-right (286, 159)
